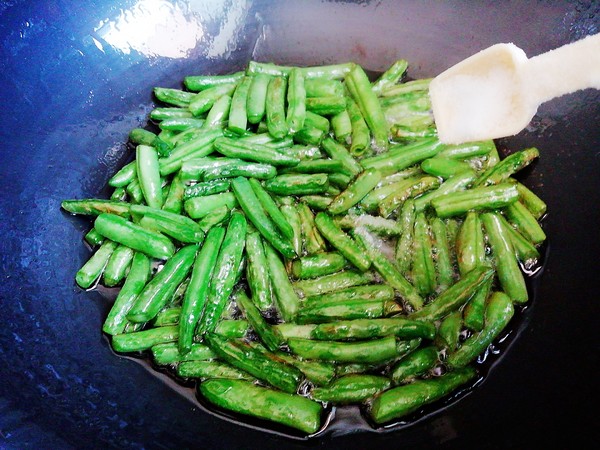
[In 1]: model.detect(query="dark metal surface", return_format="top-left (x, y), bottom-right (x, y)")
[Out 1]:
top-left (0, 1), bottom-right (598, 449)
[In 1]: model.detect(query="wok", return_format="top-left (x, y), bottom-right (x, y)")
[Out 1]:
top-left (0, 1), bottom-right (598, 448)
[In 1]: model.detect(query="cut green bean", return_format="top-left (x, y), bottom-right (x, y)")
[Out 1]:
top-left (432, 182), bottom-right (519, 218)
top-left (372, 59), bottom-right (408, 95)
top-left (127, 245), bottom-right (198, 323)
top-left (188, 83), bottom-right (237, 116)
top-left (178, 360), bottom-right (252, 380)
top-left (395, 199), bottom-right (416, 274)
top-left (265, 76), bottom-right (288, 139)
top-left (246, 73), bottom-right (271, 124)
top-left (346, 96), bottom-right (370, 157)
top-left (293, 270), bottom-right (375, 298)
top-left (102, 244), bottom-right (134, 287)
top-left (130, 204), bottom-right (204, 243)
top-left (314, 212), bottom-right (370, 271)
top-left (328, 168), bottom-right (382, 215)
top-left (430, 217), bottom-right (455, 290)
top-left (320, 137), bottom-right (362, 177)
top-left (462, 276), bottom-right (493, 332)
top-left (227, 76), bottom-right (252, 133)
top-left (94, 213), bottom-right (175, 259)
top-left (264, 241), bottom-right (301, 322)
top-left (447, 291), bottom-right (514, 368)
top-left (409, 266), bottom-right (494, 322)
top-left (504, 201), bottom-right (546, 245)
top-left (304, 284), bottom-right (394, 306)
top-left (179, 226), bottom-right (225, 353)
top-left (234, 289), bottom-right (284, 352)
top-left (62, 199), bottom-right (131, 218)
top-left (200, 379), bottom-right (322, 434)
top-left (152, 342), bottom-right (216, 365)
top-left (390, 346), bottom-right (439, 384)
top-left (184, 71), bottom-right (244, 91)
top-left (370, 366), bottom-right (477, 424)
top-left (288, 336), bottom-right (399, 364)
top-left (474, 147), bottom-right (539, 187)
top-left (84, 228), bottom-right (104, 247)
top-left (291, 252), bottom-right (347, 279)
top-left (456, 212), bottom-right (487, 276)
top-left (311, 374), bottom-right (391, 404)
top-left (481, 212), bottom-right (528, 304)
top-left (184, 192), bottom-right (238, 219)
top-left (411, 213), bottom-right (436, 296)
top-left (112, 325), bottom-right (179, 353)
top-left (154, 87), bottom-right (196, 107)
top-left (311, 318), bottom-right (436, 341)
top-left (435, 311), bottom-right (462, 351)
top-left (297, 203), bottom-right (327, 254)
top-left (286, 68), bottom-right (306, 133)
top-left (196, 212), bottom-right (247, 334)
top-left (75, 240), bottom-right (118, 289)
top-left (245, 231), bottom-right (273, 311)
top-left (214, 136), bottom-right (300, 167)
top-left (202, 94), bottom-right (231, 129)
top-left (297, 297), bottom-right (400, 324)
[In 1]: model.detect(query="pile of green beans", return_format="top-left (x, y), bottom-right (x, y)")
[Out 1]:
top-left (62, 59), bottom-right (547, 435)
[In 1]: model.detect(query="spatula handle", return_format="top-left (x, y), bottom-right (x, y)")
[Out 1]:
top-left (525, 33), bottom-right (600, 104)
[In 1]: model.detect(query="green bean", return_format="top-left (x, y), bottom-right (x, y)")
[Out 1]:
top-left (158, 117), bottom-right (205, 131)
top-left (320, 137), bottom-right (362, 177)
top-left (345, 64), bottom-right (389, 151)
top-left (158, 129), bottom-right (223, 176)
top-left (369, 366), bottom-right (477, 424)
top-left (178, 226), bottom-right (225, 353)
top-left (291, 252), bottom-right (347, 279)
top-left (183, 179), bottom-right (231, 201)
top-left (224, 75), bottom-right (251, 133)
top-left (304, 96), bottom-right (346, 116)
top-left (411, 213), bottom-right (436, 296)
top-left (203, 161), bottom-right (277, 181)
top-left (280, 202), bottom-right (303, 256)
top-left (311, 318), bottom-right (436, 341)
top-left (304, 78), bottom-right (344, 97)
top-left (130, 204), bottom-right (204, 243)
top-left (304, 284), bottom-right (394, 306)
top-left (346, 96), bottom-right (370, 157)
top-left (378, 175), bottom-right (441, 218)
top-left (94, 213), bottom-right (175, 259)
top-left (421, 157), bottom-right (472, 179)
top-left (297, 203), bottom-right (327, 254)
top-left (200, 379), bottom-right (323, 434)
top-left (62, 199), bottom-right (131, 218)
top-left (431, 182), bottom-right (519, 218)
top-left (196, 212), bottom-right (247, 334)
top-left (390, 346), bottom-right (439, 384)
top-left (151, 342), bottom-right (216, 365)
top-left (279, 159), bottom-right (343, 175)
top-left (263, 173), bottom-right (328, 196)
top-left (435, 311), bottom-right (462, 351)
top-left (184, 192), bottom-right (238, 219)
top-left (202, 94), bottom-right (231, 129)
top-left (238, 133), bottom-right (293, 149)
top-left (328, 168), bottom-right (382, 215)
top-left (231, 177), bottom-right (296, 259)
top-left (127, 245), bottom-right (198, 323)
top-left (197, 206), bottom-right (229, 233)
top-left (331, 108), bottom-right (352, 143)
top-left (285, 68), bottom-right (306, 133)
top-left (304, 110), bottom-right (331, 133)
top-left (292, 126), bottom-right (326, 146)
top-left (409, 266), bottom-right (494, 322)
top-left (246, 73), bottom-right (270, 124)
top-left (379, 78), bottom-right (431, 97)
top-left (178, 360), bottom-right (252, 380)
top-left (84, 228), bottom-right (104, 247)
top-left (360, 138), bottom-right (443, 176)
top-left (359, 175), bottom-right (420, 213)
top-left (395, 199), bottom-right (416, 273)
top-left (187, 83), bottom-right (237, 116)
top-left (456, 212), bottom-right (487, 277)
top-left (314, 212), bottom-right (370, 271)
top-left (244, 231), bottom-right (274, 311)
top-left (462, 276), bottom-right (493, 332)
top-left (214, 319), bottom-right (249, 339)
top-left (288, 336), bottom-right (399, 364)
top-left (474, 147), bottom-right (539, 187)
top-left (247, 61), bottom-right (353, 80)
top-left (247, 178), bottom-right (294, 241)
top-left (496, 213), bottom-right (540, 263)
top-left (504, 201), bottom-right (546, 245)
top-left (414, 170), bottom-right (476, 213)
top-left (150, 107), bottom-right (194, 121)
top-left (264, 241), bottom-right (301, 322)
top-left (160, 172), bottom-right (184, 214)
top-left (103, 252), bottom-right (151, 335)
top-left (205, 334), bottom-right (303, 393)
top-left (75, 240), bottom-right (118, 289)
top-left (430, 217), bottom-right (454, 290)
top-left (108, 161), bottom-right (137, 188)
top-left (294, 270), bottom-right (375, 298)
top-left (154, 87), bottom-right (196, 107)
top-left (102, 244), bottom-right (134, 287)
top-left (184, 71), bottom-right (244, 91)
top-left (447, 291), bottom-right (514, 368)
top-left (234, 290), bottom-right (284, 352)
top-left (336, 213), bottom-right (403, 237)
top-left (214, 136), bottom-right (300, 167)
top-left (372, 59), bottom-right (408, 95)
top-left (481, 212), bottom-right (528, 304)
top-left (311, 374), bottom-right (391, 404)
top-left (436, 140), bottom-right (495, 160)
top-left (297, 298), bottom-right (400, 324)
top-left (152, 306), bottom-right (181, 327)
top-left (111, 325), bottom-right (179, 353)
top-left (129, 128), bottom-right (172, 157)
top-left (265, 76), bottom-right (288, 139)
top-left (515, 181), bottom-right (547, 219)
